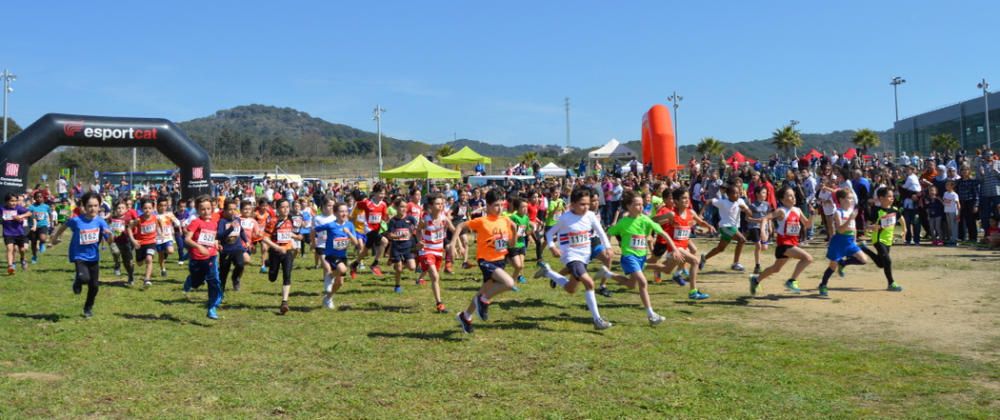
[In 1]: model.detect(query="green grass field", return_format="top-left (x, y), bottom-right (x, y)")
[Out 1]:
top-left (0, 242), bottom-right (997, 418)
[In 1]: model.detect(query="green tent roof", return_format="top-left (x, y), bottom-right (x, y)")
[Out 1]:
top-left (380, 155), bottom-right (461, 179)
top-left (439, 146), bottom-right (492, 164)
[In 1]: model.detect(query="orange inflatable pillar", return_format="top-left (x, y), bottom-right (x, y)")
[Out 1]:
top-left (643, 104), bottom-right (677, 176)
top-left (641, 116), bottom-right (652, 168)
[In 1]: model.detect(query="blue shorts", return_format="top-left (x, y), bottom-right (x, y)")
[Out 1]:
top-left (477, 259), bottom-right (506, 283)
top-left (156, 241), bottom-right (175, 253)
top-left (590, 243), bottom-right (605, 260)
top-left (826, 233), bottom-right (861, 261)
top-left (621, 254), bottom-right (646, 275)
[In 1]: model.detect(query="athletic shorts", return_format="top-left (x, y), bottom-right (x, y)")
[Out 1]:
top-left (365, 231), bottom-right (381, 247)
top-left (746, 228), bottom-right (762, 243)
top-left (621, 254), bottom-right (646, 275)
top-left (775, 244), bottom-right (794, 259)
top-left (314, 246), bottom-right (326, 255)
top-left (136, 244), bottom-right (157, 261)
top-left (507, 246), bottom-right (526, 257)
top-left (388, 243), bottom-right (413, 263)
top-left (324, 254), bottom-right (349, 268)
top-left (566, 260), bottom-right (588, 279)
top-left (477, 259), bottom-right (506, 283)
top-left (28, 228), bottom-right (49, 241)
top-left (719, 226), bottom-right (739, 241)
top-left (590, 243), bottom-right (605, 260)
top-left (652, 242), bottom-right (669, 257)
top-left (156, 241), bottom-right (175, 253)
top-left (826, 233), bottom-right (861, 262)
top-left (419, 254), bottom-right (443, 272)
top-left (3, 235), bottom-right (26, 247)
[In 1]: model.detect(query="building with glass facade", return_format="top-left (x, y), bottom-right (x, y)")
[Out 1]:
top-left (894, 90), bottom-right (999, 155)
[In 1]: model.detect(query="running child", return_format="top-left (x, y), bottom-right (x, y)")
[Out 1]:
top-left (2, 193), bottom-right (30, 275)
top-left (27, 192), bottom-right (51, 264)
top-left (155, 197), bottom-right (181, 278)
top-left (699, 184), bottom-right (752, 272)
top-left (449, 189), bottom-right (521, 334)
top-left (109, 201), bottom-right (135, 282)
top-left (361, 186), bottom-right (389, 277)
top-left (386, 198), bottom-right (418, 293)
top-left (239, 200), bottom-right (262, 267)
top-left (184, 195), bottom-right (224, 320)
top-left (505, 196), bottom-right (532, 288)
top-left (313, 202), bottom-right (360, 310)
top-left (48, 192), bottom-right (112, 318)
top-left (749, 186), bottom-right (814, 295)
top-left (857, 187), bottom-right (905, 292)
top-left (127, 198), bottom-right (158, 288)
top-left (817, 189), bottom-right (867, 297)
top-left (747, 188), bottom-right (772, 274)
top-left (217, 198), bottom-right (250, 292)
top-left (348, 191), bottom-right (370, 279)
top-left (253, 198), bottom-right (273, 273)
top-left (311, 197), bottom-right (337, 288)
top-left (416, 193), bottom-right (456, 313)
top-left (537, 187), bottom-right (614, 330)
top-left (651, 188), bottom-right (717, 299)
top-left (261, 198), bottom-right (302, 315)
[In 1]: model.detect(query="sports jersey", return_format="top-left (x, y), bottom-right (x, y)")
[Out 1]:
top-left (350, 206), bottom-right (368, 234)
top-left (217, 216), bottom-right (249, 254)
top-left (405, 202), bottom-right (423, 220)
top-left (710, 197), bottom-right (746, 228)
top-left (314, 219), bottom-right (356, 258)
top-left (748, 201), bottom-right (770, 229)
top-left (654, 204), bottom-right (674, 245)
top-left (606, 214), bottom-right (664, 257)
top-left (187, 218), bottom-right (219, 260)
top-left (362, 199), bottom-right (389, 232)
top-left (451, 200), bottom-right (469, 224)
top-left (870, 206), bottom-right (900, 247)
top-left (507, 212), bottom-right (530, 248)
top-left (156, 213), bottom-right (180, 244)
top-left (311, 214), bottom-right (337, 248)
top-left (2, 205), bottom-right (28, 237)
top-left (419, 213), bottom-right (448, 257)
top-left (265, 216), bottom-right (296, 251)
top-left (666, 208), bottom-right (695, 249)
top-left (109, 214), bottom-right (131, 244)
top-left (545, 210), bottom-right (610, 264)
top-left (468, 214), bottom-right (513, 262)
top-left (28, 203), bottom-right (51, 228)
top-left (298, 210), bottom-right (313, 234)
top-left (387, 216), bottom-right (417, 247)
top-left (55, 204), bottom-right (71, 224)
top-left (133, 215), bottom-right (158, 245)
top-left (65, 215), bottom-right (110, 262)
top-left (544, 198), bottom-right (565, 227)
top-left (775, 206), bottom-right (803, 246)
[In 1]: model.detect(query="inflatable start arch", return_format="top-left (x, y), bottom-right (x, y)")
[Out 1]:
top-left (641, 104), bottom-right (678, 176)
top-left (0, 113), bottom-right (212, 199)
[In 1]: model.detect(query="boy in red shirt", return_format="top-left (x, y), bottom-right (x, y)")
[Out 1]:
top-left (184, 195), bottom-right (222, 320)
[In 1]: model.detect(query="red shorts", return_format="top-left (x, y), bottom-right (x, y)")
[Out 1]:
top-left (419, 254), bottom-right (443, 272)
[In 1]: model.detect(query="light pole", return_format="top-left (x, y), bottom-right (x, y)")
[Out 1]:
top-left (979, 79), bottom-right (991, 150)
top-left (789, 119), bottom-right (800, 157)
top-left (373, 105), bottom-right (386, 175)
top-left (564, 97), bottom-right (571, 153)
top-left (2, 69), bottom-right (16, 143)
top-left (668, 91), bottom-right (682, 164)
top-left (891, 76), bottom-right (906, 156)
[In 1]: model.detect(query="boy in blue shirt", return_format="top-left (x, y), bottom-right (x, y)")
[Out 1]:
top-left (28, 192), bottom-right (52, 264)
top-left (49, 192), bottom-right (112, 318)
top-left (313, 201), bottom-right (360, 310)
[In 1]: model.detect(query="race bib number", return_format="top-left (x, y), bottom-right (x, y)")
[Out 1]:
top-left (110, 220), bottom-right (125, 233)
top-left (517, 225), bottom-right (526, 237)
top-left (2, 210), bottom-right (15, 221)
top-left (333, 237), bottom-right (350, 250)
top-left (368, 214), bottom-right (382, 224)
top-left (673, 227), bottom-right (691, 240)
top-left (276, 231), bottom-right (292, 243)
top-left (197, 230), bottom-right (217, 246)
top-left (880, 215), bottom-right (896, 228)
top-left (240, 219), bottom-right (255, 231)
top-left (315, 230), bottom-right (327, 243)
top-left (391, 228), bottom-right (410, 241)
top-left (33, 212), bottom-right (47, 221)
top-left (494, 237), bottom-right (509, 251)
top-left (630, 235), bottom-right (647, 249)
top-left (430, 229), bottom-right (446, 241)
top-left (161, 226), bottom-right (174, 238)
top-left (141, 223), bottom-right (156, 234)
top-left (228, 225), bottom-right (241, 237)
top-left (786, 224), bottom-right (801, 235)
top-left (566, 231), bottom-right (589, 247)
top-left (79, 228), bottom-right (100, 245)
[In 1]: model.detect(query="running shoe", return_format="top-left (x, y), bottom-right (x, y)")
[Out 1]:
top-left (126, 280), bottom-right (134, 288)
top-left (161, 268), bottom-right (167, 277)
top-left (20, 260), bottom-right (27, 271)
top-left (143, 280), bottom-right (152, 288)
top-left (114, 269), bottom-right (121, 276)
top-left (372, 265), bottom-right (384, 277)
top-left (511, 285), bottom-right (520, 292)
top-left (698, 254), bottom-right (706, 270)
top-left (753, 264), bottom-right (760, 275)
top-left (40, 244), bottom-right (45, 253)
top-left (462, 261), bottom-right (472, 270)
top-left (784, 279), bottom-right (801, 293)
top-left (597, 286), bottom-right (613, 297)
top-left (31, 256), bottom-right (37, 264)
top-left (260, 266), bottom-right (268, 274)
top-left (233, 283), bottom-right (241, 292)
top-left (178, 260), bottom-right (186, 265)
top-left (416, 278), bottom-right (427, 286)
top-left (887, 283), bottom-right (903, 292)
top-left (672, 272), bottom-right (687, 287)
top-left (533, 263), bottom-right (551, 280)
top-left (349, 262), bottom-right (358, 280)
top-left (653, 271), bottom-right (662, 283)
top-left (688, 290), bottom-right (710, 300)
top-left (83, 309), bottom-right (93, 319)
top-left (593, 317), bottom-right (613, 330)
top-left (72, 278), bottom-right (83, 295)
top-left (818, 285), bottom-right (829, 297)
top-left (435, 303), bottom-right (448, 313)
top-left (394, 285), bottom-right (402, 293)
top-left (457, 312), bottom-right (474, 333)
top-left (323, 295), bottom-right (335, 309)
top-left (473, 294), bottom-right (490, 321)
top-left (517, 275), bottom-right (527, 284)
top-left (749, 275), bottom-right (760, 295)
top-left (279, 301), bottom-right (289, 315)
top-left (444, 261), bottom-right (454, 274)
top-left (207, 308), bottom-right (219, 320)
top-left (731, 263), bottom-right (745, 272)
top-left (680, 268), bottom-right (690, 278)
top-left (648, 313), bottom-right (665, 326)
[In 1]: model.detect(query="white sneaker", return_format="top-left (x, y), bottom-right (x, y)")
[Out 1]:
top-left (593, 317), bottom-right (612, 330)
top-left (731, 263), bottom-right (745, 272)
top-left (648, 313), bottom-right (665, 326)
top-left (323, 296), bottom-right (335, 310)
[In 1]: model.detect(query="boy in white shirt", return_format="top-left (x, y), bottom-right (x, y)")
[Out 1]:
top-left (942, 181), bottom-right (960, 246)
top-left (699, 184), bottom-right (753, 272)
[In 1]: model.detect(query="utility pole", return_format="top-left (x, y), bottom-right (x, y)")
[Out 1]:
top-left (564, 97), bottom-right (571, 153)
top-left (373, 105), bottom-right (386, 174)
top-left (891, 76), bottom-right (906, 156)
top-left (979, 79), bottom-right (991, 150)
top-left (667, 91), bottom-right (683, 164)
top-left (2, 69), bottom-right (16, 143)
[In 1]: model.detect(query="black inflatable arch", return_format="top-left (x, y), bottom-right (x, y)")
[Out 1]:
top-left (0, 113), bottom-right (211, 200)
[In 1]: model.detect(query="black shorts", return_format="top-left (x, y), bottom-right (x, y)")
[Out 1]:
top-left (136, 244), bottom-right (157, 262)
top-left (746, 228), bottom-right (761, 243)
top-left (652, 242), bottom-right (669, 257)
top-left (314, 246), bottom-right (326, 255)
top-left (775, 245), bottom-right (794, 259)
top-left (389, 244), bottom-right (413, 263)
top-left (507, 246), bottom-right (526, 257)
top-left (366, 231), bottom-right (382, 247)
top-left (3, 235), bottom-right (26, 247)
top-left (567, 260), bottom-right (588, 279)
top-left (477, 259), bottom-right (507, 283)
top-left (324, 254), bottom-right (348, 268)
top-left (28, 228), bottom-right (50, 241)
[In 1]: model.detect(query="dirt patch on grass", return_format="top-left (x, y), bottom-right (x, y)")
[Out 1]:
top-left (691, 240), bottom-right (1000, 362)
top-left (6, 371), bottom-right (65, 382)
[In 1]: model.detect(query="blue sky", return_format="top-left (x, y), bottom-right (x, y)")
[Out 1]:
top-left (3, 0), bottom-right (998, 149)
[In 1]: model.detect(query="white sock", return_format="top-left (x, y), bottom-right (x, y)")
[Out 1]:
top-left (646, 306), bottom-right (656, 318)
top-left (323, 273), bottom-right (333, 293)
top-left (600, 265), bottom-right (615, 279)
top-left (584, 290), bottom-right (602, 321)
top-left (545, 268), bottom-right (569, 287)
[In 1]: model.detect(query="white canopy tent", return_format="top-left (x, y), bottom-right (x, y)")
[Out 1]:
top-left (538, 162), bottom-right (568, 177)
top-left (588, 138), bottom-right (637, 160)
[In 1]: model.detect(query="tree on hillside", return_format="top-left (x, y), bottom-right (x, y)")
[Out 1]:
top-left (520, 151), bottom-right (538, 163)
top-left (435, 145), bottom-right (456, 159)
top-left (930, 133), bottom-right (959, 153)
top-left (269, 136), bottom-right (295, 157)
top-left (696, 137), bottom-right (726, 157)
top-left (771, 124), bottom-right (803, 157)
top-left (851, 128), bottom-right (881, 154)
top-left (3, 118), bottom-right (22, 139)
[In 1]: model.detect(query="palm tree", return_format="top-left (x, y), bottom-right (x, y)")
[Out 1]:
top-left (930, 133), bottom-right (959, 153)
top-left (851, 128), bottom-right (881, 154)
top-left (771, 124), bottom-right (803, 157)
top-left (696, 137), bottom-right (725, 157)
top-left (435, 145), bottom-right (456, 159)
top-left (520, 151), bottom-right (539, 164)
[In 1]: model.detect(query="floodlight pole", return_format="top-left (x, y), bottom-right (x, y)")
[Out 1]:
top-left (891, 76), bottom-right (906, 156)
top-left (373, 105), bottom-right (386, 174)
top-left (979, 79), bottom-right (991, 150)
top-left (564, 97), bottom-right (571, 151)
top-left (2, 69), bottom-right (16, 143)
top-left (668, 91), bottom-right (682, 165)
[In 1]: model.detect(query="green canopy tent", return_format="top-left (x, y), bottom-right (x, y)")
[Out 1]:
top-left (379, 155), bottom-right (461, 179)
top-left (439, 146), bottom-right (492, 165)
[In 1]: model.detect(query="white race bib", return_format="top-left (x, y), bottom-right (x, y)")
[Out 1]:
top-left (141, 223), bottom-right (156, 234)
top-left (2, 210), bottom-right (15, 221)
top-left (110, 220), bottom-right (125, 234)
top-left (566, 231), bottom-right (589, 247)
top-left (79, 228), bottom-right (100, 245)
top-left (494, 237), bottom-right (509, 250)
top-left (880, 215), bottom-right (896, 228)
top-left (276, 231), bottom-right (292, 243)
top-left (786, 224), bottom-right (801, 235)
top-left (630, 235), bottom-right (647, 249)
top-left (391, 228), bottom-right (410, 241)
top-left (368, 214), bottom-right (382, 224)
top-left (673, 227), bottom-right (691, 240)
top-left (333, 237), bottom-right (350, 250)
top-left (197, 230), bottom-right (217, 246)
